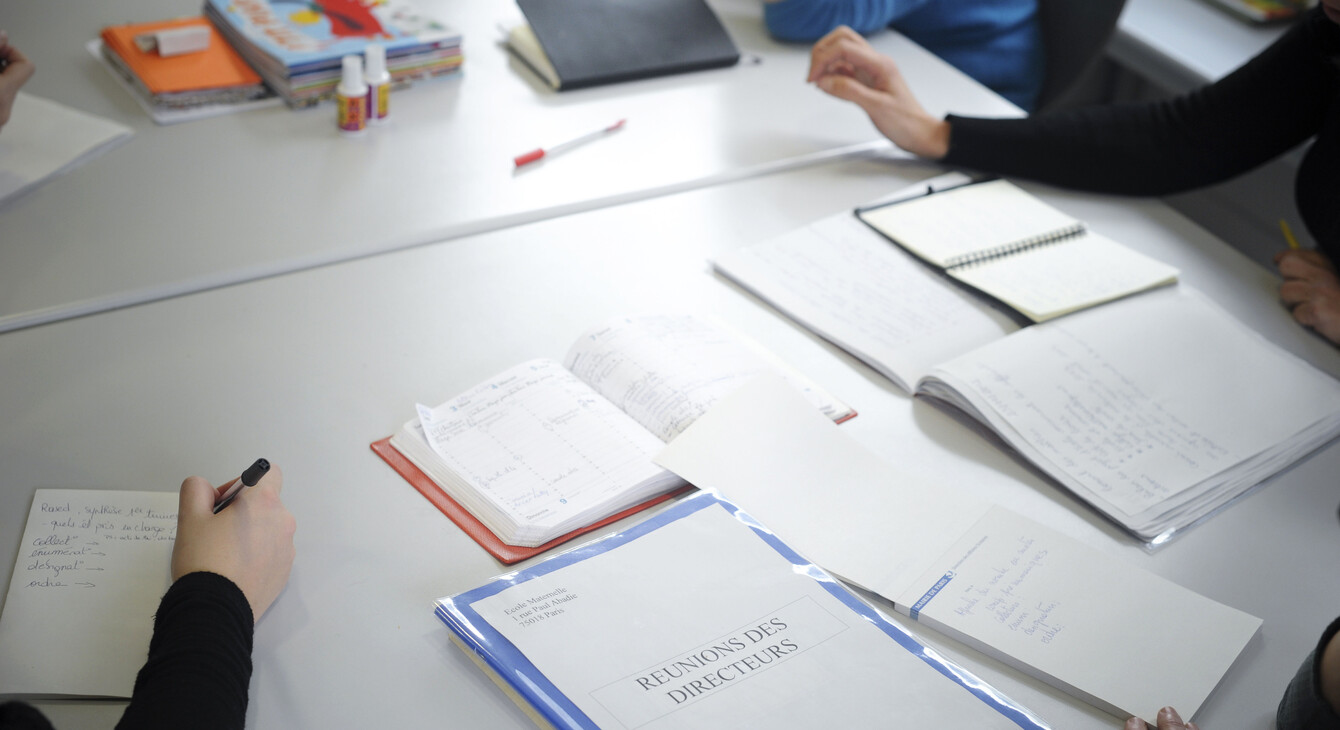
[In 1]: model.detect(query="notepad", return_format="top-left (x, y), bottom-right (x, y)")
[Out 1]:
top-left (435, 491), bottom-right (1046, 729)
top-left (655, 377), bottom-right (1264, 722)
top-left (385, 314), bottom-right (851, 551)
top-left (0, 490), bottom-right (177, 698)
top-left (856, 178), bottom-right (1178, 322)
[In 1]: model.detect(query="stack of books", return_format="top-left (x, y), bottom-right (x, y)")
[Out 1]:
top-left (204, 0), bottom-right (462, 107)
top-left (100, 17), bottom-right (273, 113)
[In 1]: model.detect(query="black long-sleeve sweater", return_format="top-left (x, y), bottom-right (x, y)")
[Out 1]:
top-left (943, 7), bottom-right (1340, 261)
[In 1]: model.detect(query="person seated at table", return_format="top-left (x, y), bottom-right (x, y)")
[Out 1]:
top-left (763, 0), bottom-right (1043, 110)
top-left (0, 467), bottom-right (296, 730)
top-left (804, 7), bottom-right (1340, 346)
top-left (0, 31), bottom-right (36, 132)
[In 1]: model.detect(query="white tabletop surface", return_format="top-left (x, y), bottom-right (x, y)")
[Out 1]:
top-left (0, 0), bottom-right (1018, 334)
top-left (1112, 0), bottom-right (1289, 92)
top-left (2, 151), bottom-right (1339, 729)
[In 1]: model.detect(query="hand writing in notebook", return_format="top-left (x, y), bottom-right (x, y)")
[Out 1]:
top-left (173, 464), bottom-right (296, 622)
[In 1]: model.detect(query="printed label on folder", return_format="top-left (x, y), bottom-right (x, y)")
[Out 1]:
top-left (588, 596), bottom-right (849, 727)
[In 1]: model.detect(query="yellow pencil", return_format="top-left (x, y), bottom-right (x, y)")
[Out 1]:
top-left (1280, 219), bottom-right (1301, 250)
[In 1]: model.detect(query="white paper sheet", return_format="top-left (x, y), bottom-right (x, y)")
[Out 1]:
top-left (0, 489), bottom-right (177, 697)
top-left (714, 213), bottom-right (1016, 392)
top-left (0, 93), bottom-right (132, 205)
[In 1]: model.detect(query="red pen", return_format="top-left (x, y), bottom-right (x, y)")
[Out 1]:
top-left (513, 118), bottom-right (626, 167)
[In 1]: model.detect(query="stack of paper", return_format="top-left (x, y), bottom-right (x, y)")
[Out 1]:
top-left (99, 17), bottom-right (273, 113)
top-left (916, 286), bottom-right (1340, 544)
top-left (204, 0), bottom-right (462, 107)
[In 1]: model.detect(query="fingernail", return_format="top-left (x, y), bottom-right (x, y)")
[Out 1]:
top-left (1124, 717), bottom-right (1146, 730)
top-left (1159, 706), bottom-right (1183, 724)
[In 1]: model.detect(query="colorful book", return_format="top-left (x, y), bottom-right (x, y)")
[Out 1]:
top-left (204, 0), bottom-right (463, 106)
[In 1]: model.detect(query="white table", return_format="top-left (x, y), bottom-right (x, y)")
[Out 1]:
top-left (1112, 0), bottom-right (1288, 93)
top-left (0, 0), bottom-right (1017, 334)
top-left (3, 154), bottom-right (1338, 729)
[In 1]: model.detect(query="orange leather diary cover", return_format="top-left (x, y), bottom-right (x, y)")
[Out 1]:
top-left (101, 17), bottom-right (262, 94)
top-left (371, 437), bottom-right (693, 565)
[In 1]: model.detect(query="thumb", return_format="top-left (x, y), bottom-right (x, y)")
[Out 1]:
top-left (178, 476), bottom-right (218, 523)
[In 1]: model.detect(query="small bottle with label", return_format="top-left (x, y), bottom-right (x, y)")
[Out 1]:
top-left (365, 43), bottom-right (390, 124)
top-left (336, 54), bottom-right (367, 135)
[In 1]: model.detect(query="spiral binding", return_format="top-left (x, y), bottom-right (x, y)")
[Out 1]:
top-left (944, 222), bottom-right (1087, 269)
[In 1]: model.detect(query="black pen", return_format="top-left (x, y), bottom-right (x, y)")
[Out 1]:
top-left (213, 458), bottom-right (270, 514)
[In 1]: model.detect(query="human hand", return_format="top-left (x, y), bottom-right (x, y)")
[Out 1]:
top-left (1125, 705), bottom-right (1200, 730)
top-left (0, 31), bottom-right (36, 132)
top-left (807, 26), bottom-right (950, 159)
top-left (1276, 248), bottom-right (1340, 345)
top-left (172, 465), bottom-right (297, 623)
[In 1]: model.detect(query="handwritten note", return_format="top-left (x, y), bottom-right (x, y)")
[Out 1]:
top-left (714, 212), bottom-right (1015, 391)
top-left (563, 314), bottom-right (844, 442)
top-left (416, 359), bottom-right (672, 542)
top-left (0, 489), bottom-right (177, 697)
top-left (897, 505), bottom-right (1262, 719)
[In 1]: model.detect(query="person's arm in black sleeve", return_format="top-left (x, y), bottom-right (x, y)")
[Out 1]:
top-left (943, 9), bottom-right (1339, 196)
top-left (115, 572), bottom-right (254, 730)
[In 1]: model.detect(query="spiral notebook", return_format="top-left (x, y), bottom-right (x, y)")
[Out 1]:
top-left (856, 179), bottom-right (1178, 322)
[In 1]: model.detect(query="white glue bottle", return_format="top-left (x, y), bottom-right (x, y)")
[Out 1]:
top-left (336, 54), bottom-right (368, 135)
top-left (365, 43), bottom-right (390, 124)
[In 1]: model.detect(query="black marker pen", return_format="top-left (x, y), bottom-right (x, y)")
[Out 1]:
top-left (213, 458), bottom-right (270, 514)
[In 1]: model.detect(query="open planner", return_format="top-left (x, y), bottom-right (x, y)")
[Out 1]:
top-left (656, 378), bottom-right (1264, 722)
top-left (714, 188), bottom-right (1340, 543)
top-left (855, 178), bottom-right (1179, 322)
top-left (436, 491), bottom-right (1047, 729)
top-left (380, 314), bottom-right (850, 558)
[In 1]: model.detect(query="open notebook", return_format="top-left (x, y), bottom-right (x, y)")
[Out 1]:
top-left (855, 178), bottom-right (1178, 322)
top-left (382, 314), bottom-right (850, 557)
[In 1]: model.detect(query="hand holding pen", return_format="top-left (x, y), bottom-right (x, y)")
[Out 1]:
top-left (172, 460), bottom-right (297, 623)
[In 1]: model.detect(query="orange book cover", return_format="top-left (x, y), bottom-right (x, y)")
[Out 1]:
top-left (101, 17), bottom-right (262, 94)
top-left (371, 437), bottom-right (693, 565)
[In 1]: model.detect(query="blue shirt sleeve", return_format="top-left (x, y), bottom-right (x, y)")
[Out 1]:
top-left (764, 0), bottom-right (930, 42)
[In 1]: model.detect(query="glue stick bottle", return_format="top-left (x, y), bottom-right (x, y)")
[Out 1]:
top-left (336, 54), bottom-right (367, 135)
top-left (365, 43), bottom-right (390, 124)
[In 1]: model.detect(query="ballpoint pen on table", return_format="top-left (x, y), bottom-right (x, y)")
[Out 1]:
top-left (214, 458), bottom-right (271, 514)
top-left (513, 118), bottom-right (626, 167)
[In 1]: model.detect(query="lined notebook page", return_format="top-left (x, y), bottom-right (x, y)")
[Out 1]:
top-left (949, 232), bottom-right (1179, 321)
top-left (0, 489), bottom-right (177, 697)
top-left (563, 314), bottom-right (847, 442)
top-left (923, 287), bottom-right (1340, 520)
top-left (416, 359), bottom-right (669, 534)
top-left (713, 213), bottom-right (1016, 392)
top-left (857, 179), bottom-right (1080, 267)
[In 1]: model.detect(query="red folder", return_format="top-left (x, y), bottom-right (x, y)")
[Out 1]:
top-left (371, 437), bottom-right (693, 564)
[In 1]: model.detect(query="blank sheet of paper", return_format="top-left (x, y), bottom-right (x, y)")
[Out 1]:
top-left (0, 489), bottom-right (177, 697)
